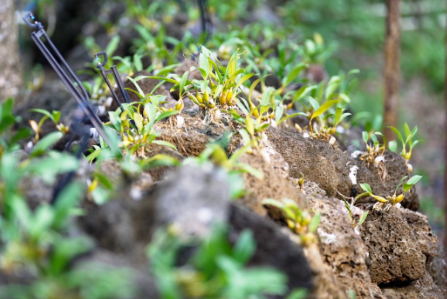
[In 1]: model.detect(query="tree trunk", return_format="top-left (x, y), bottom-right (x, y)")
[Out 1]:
top-left (444, 0), bottom-right (447, 269)
top-left (0, 0), bottom-right (22, 101)
top-left (383, 0), bottom-right (401, 142)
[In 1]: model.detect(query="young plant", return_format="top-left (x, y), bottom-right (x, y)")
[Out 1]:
top-left (104, 103), bottom-right (178, 158)
top-left (358, 131), bottom-right (386, 168)
top-left (183, 141), bottom-right (264, 180)
top-left (0, 99), bottom-right (32, 157)
top-left (342, 197), bottom-right (368, 230)
top-left (261, 198), bottom-right (320, 246)
top-left (388, 123), bottom-right (423, 173)
top-left (29, 109), bottom-right (69, 141)
top-left (148, 225), bottom-right (294, 299)
top-left (355, 175), bottom-right (422, 211)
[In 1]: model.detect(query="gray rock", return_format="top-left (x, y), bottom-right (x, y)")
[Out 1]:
top-left (229, 203), bottom-right (313, 297)
top-left (151, 164), bottom-right (230, 238)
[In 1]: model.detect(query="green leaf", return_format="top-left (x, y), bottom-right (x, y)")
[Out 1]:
top-left (394, 176), bottom-right (408, 194)
top-left (133, 112), bottom-right (143, 131)
top-left (275, 106), bottom-right (285, 124)
top-left (127, 77), bottom-right (145, 98)
top-left (334, 108), bottom-right (342, 125)
top-left (403, 123), bottom-right (411, 142)
top-left (29, 204), bottom-right (54, 240)
top-left (325, 76), bottom-right (341, 100)
top-left (140, 154), bottom-right (180, 169)
top-left (30, 108), bottom-right (54, 122)
top-left (236, 163), bottom-right (264, 179)
top-left (31, 132), bottom-right (63, 157)
top-left (106, 35), bottom-right (120, 56)
top-left (233, 230), bottom-right (256, 265)
top-left (284, 63), bottom-right (307, 87)
top-left (248, 77), bottom-right (265, 104)
top-left (155, 110), bottom-right (179, 123)
top-left (179, 71), bottom-right (189, 98)
top-left (388, 140), bottom-right (397, 152)
top-left (403, 175), bottom-right (422, 192)
top-left (342, 197), bottom-right (352, 216)
top-left (152, 140), bottom-right (177, 150)
top-left (308, 212), bottom-right (321, 233)
top-left (286, 289), bottom-right (309, 299)
top-left (52, 111), bottom-right (61, 123)
top-left (388, 126), bottom-right (405, 146)
top-left (360, 183), bottom-right (372, 194)
top-left (308, 97), bottom-right (320, 111)
top-left (310, 99), bottom-right (340, 121)
top-left (362, 131), bottom-right (369, 144)
top-left (53, 182), bottom-right (83, 229)
top-left (133, 53), bottom-right (143, 72)
top-left (358, 211), bottom-right (368, 226)
top-left (262, 199), bottom-right (285, 209)
top-left (277, 112), bottom-right (308, 125)
top-left (293, 85), bottom-right (316, 103)
top-left (235, 73), bottom-right (254, 90)
top-left (199, 53), bottom-right (210, 79)
top-left (27, 152), bottom-right (79, 184)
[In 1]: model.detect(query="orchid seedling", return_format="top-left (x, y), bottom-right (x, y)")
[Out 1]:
top-left (388, 123), bottom-right (423, 173)
top-left (355, 175), bottom-right (422, 211)
top-left (262, 198), bottom-right (320, 246)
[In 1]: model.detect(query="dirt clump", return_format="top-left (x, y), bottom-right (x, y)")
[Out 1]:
top-left (238, 153), bottom-right (305, 217)
top-left (360, 209), bottom-right (426, 285)
top-left (267, 126), bottom-right (419, 210)
top-left (153, 113), bottom-right (230, 157)
top-left (307, 195), bottom-right (384, 299)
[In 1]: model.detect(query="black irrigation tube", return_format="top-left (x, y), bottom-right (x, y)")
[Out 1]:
top-left (94, 51), bottom-right (139, 131)
top-left (23, 13), bottom-right (117, 153)
top-left (51, 106), bottom-right (91, 205)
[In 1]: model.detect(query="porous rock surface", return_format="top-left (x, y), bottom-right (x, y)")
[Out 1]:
top-left (267, 126), bottom-right (419, 210)
top-left (361, 209), bottom-right (427, 284)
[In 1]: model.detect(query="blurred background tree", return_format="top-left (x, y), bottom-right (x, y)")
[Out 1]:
top-left (0, 0), bottom-right (22, 101)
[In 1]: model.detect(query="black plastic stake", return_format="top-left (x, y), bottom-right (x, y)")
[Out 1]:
top-left (22, 13), bottom-right (117, 152)
top-left (94, 51), bottom-right (131, 111)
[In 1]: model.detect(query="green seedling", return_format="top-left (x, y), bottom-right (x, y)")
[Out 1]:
top-left (148, 225), bottom-right (291, 299)
top-left (342, 197), bottom-right (368, 228)
top-left (29, 109), bottom-right (69, 141)
top-left (359, 131), bottom-right (386, 168)
top-left (184, 141), bottom-right (264, 179)
top-left (262, 198), bottom-right (320, 246)
top-left (0, 99), bottom-right (32, 157)
top-left (388, 123), bottom-right (423, 173)
top-left (355, 175), bottom-right (422, 211)
top-left (104, 103), bottom-right (177, 158)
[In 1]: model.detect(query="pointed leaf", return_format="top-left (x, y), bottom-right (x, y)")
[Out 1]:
top-left (403, 175), bottom-right (422, 192)
top-left (310, 100), bottom-right (340, 121)
top-left (360, 183), bottom-right (372, 194)
top-left (308, 212), bottom-right (321, 233)
top-left (358, 211), bottom-right (368, 226)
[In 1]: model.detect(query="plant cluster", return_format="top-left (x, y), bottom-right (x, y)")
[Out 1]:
top-left (262, 198), bottom-right (320, 246)
top-left (148, 225), bottom-right (308, 299)
top-left (355, 175), bottom-right (422, 211)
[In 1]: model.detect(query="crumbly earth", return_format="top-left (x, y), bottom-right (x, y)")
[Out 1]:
top-left (267, 126), bottom-right (419, 210)
top-left (9, 89), bottom-right (446, 298)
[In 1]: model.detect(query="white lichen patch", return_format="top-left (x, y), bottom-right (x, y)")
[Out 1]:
top-left (130, 186), bottom-right (142, 201)
top-left (317, 228), bottom-right (337, 244)
top-left (374, 155), bottom-right (384, 168)
top-left (259, 134), bottom-right (290, 178)
top-left (349, 165), bottom-right (359, 185)
top-left (176, 115), bottom-right (185, 128)
top-left (351, 150), bottom-right (362, 159)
